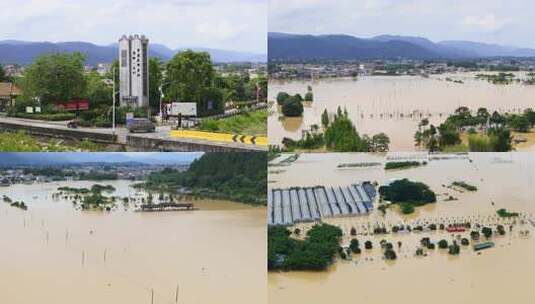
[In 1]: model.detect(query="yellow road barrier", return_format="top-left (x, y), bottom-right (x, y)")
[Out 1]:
top-left (169, 130), bottom-right (268, 146)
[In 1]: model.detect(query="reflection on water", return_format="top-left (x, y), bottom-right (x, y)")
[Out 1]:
top-left (269, 153), bottom-right (535, 304)
top-left (279, 116), bottom-right (304, 133)
top-left (269, 73), bottom-right (535, 150)
top-left (0, 180), bottom-right (266, 304)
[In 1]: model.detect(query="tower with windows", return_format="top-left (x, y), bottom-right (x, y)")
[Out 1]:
top-left (118, 34), bottom-right (149, 108)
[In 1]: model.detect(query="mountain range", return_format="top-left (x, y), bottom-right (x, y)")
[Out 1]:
top-left (0, 153), bottom-right (202, 166)
top-left (268, 32), bottom-right (535, 61)
top-left (0, 40), bottom-right (267, 65)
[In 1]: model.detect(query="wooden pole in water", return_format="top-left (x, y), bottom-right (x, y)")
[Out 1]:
top-left (82, 250), bottom-right (85, 266)
top-left (104, 248), bottom-right (107, 263)
top-left (175, 284), bottom-right (179, 304)
top-left (151, 289), bottom-right (154, 304)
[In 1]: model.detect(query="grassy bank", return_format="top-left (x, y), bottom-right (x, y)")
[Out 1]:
top-left (198, 110), bottom-right (267, 136)
top-left (0, 131), bottom-right (104, 152)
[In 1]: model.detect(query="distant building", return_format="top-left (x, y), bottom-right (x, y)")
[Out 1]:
top-left (96, 63), bottom-right (112, 76)
top-left (0, 82), bottom-right (22, 112)
top-left (118, 34), bottom-right (149, 108)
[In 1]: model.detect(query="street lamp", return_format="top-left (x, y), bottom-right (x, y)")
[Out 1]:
top-left (158, 85), bottom-right (164, 119)
top-left (112, 66), bottom-right (117, 135)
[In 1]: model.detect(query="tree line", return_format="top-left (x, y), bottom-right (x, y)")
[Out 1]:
top-left (7, 50), bottom-right (266, 124)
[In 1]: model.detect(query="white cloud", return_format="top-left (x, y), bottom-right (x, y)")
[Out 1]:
top-left (268, 0), bottom-right (535, 48)
top-left (462, 14), bottom-right (508, 32)
top-left (0, 0), bottom-right (267, 53)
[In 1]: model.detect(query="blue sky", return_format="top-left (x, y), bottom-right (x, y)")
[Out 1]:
top-left (0, 0), bottom-right (267, 54)
top-left (269, 0), bottom-right (535, 48)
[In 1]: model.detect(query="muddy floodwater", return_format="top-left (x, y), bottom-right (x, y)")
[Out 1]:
top-left (0, 180), bottom-right (266, 304)
top-left (269, 73), bottom-right (535, 150)
top-left (269, 153), bottom-right (535, 304)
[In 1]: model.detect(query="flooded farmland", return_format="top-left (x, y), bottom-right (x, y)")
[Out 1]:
top-left (0, 180), bottom-right (267, 304)
top-left (268, 153), bottom-right (535, 304)
top-left (269, 73), bottom-right (535, 151)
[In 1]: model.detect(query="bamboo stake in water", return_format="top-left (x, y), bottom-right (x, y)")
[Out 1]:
top-left (175, 284), bottom-right (179, 304)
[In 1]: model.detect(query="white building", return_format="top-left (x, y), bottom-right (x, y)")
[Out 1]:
top-left (118, 34), bottom-right (149, 108)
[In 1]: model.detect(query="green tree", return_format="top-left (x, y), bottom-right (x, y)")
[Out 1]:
top-left (321, 109), bottom-right (329, 128)
top-left (0, 64), bottom-right (6, 82)
top-left (281, 97), bottom-right (303, 117)
top-left (438, 122), bottom-right (461, 148)
top-left (165, 50), bottom-right (222, 116)
top-left (276, 92), bottom-right (290, 105)
top-left (23, 52), bottom-right (87, 104)
top-left (304, 87), bottom-right (314, 102)
top-left (148, 57), bottom-right (163, 113)
top-left (371, 133), bottom-right (390, 152)
top-left (85, 71), bottom-right (112, 108)
top-left (324, 113), bottom-right (368, 152)
top-left (488, 126), bottom-right (513, 152)
top-left (508, 114), bottom-right (530, 132)
top-left (482, 227), bottom-right (493, 238)
top-left (490, 111), bottom-right (506, 126)
top-left (524, 108), bottom-right (535, 127)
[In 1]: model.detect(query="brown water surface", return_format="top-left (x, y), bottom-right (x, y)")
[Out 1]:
top-left (269, 153), bottom-right (535, 304)
top-left (269, 73), bottom-right (535, 150)
top-left (0, 180), bottom-right (266, 304)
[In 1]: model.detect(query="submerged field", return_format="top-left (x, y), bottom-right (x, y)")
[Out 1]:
top-left (0, 180), bottom-right (266, 304)
top-left (268, 153), bottom-right (535, 304)
top-left (269, 73), bottom-right (535, 150)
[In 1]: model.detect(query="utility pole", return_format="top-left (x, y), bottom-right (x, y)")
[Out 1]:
top-left (112, 66), bottom-right (116, 135)
top-left (159, 85), bottom-right (164, 120)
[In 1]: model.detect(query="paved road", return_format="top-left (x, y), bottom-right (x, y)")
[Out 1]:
top-left (0, 116), bottom-right (266, 151)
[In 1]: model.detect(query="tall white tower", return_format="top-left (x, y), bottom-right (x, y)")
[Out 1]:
top-left (118, 34), bottom-right (149, 109)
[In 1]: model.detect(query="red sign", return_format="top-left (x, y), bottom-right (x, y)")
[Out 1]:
top-left (54, 99), bottom-right (90, 111)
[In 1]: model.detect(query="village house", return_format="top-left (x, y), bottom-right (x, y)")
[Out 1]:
top-left (0, 82), bottom-right (22, 112)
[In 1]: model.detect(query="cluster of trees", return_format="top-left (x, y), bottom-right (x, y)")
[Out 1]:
top-left (0, 64), bottom-right (11, 82)
top-left (276, 92), bottom-right (304, 117)
top-left (496, 208), bottom-right (519, 218)
top-left (414, 119), bottom-right (462, 152)
top-left (415, 106), bottom-right (535, 152)
top-left (163, 50), bottom-right (267, 116)
top-left (3, 194), bottom-right (27, 210)
top-left (276, 87), bottom-right (314, 117)
top-left (268, 223), bottom-right (343, 271)
top-left (445, 106), bottom-right (535, 132)
top-left (282, 107), bottom-right (390, 152)
top-left (384, 161), bottom-right (426, 170)
top-left (144, 153), bottom-right (267, 205)
top-left (451, 181), bottom-right (477, 191)
top-left (323, 107), bottom-right (390, 152)
top-left (379, 179), bottom-right (437, 214)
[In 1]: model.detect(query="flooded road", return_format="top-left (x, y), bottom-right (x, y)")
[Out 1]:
top-left (269, 153), bottom-right (535, 304)
top-left (0, 180), bottom-right (266, 304)
top-left (269, 73), bottom-right (535, 150)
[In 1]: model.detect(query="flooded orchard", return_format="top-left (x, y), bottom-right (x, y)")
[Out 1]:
top-left (0, 180), bottom-right (266, 304)
top-left (269, 73), bottom-right (535, 150)
top-left (268, 153), bottom-right (535, 304)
